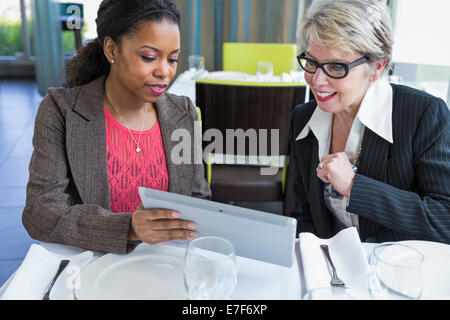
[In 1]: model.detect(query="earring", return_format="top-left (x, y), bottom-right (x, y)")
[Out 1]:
top-left (111, 59), bottom-right (115, 64)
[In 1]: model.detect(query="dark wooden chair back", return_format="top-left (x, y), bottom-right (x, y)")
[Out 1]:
top-left (196, 81), bottom-right (307, 156)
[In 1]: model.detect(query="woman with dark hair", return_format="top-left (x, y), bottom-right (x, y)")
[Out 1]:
top-left (22, 0), bottom-right (211, 254)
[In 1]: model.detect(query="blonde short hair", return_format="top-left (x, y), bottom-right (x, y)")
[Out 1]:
top-left (299, 0), bottom-right (394, 71)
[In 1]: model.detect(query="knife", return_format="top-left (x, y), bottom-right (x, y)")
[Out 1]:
top-left (42, 260), bottom-right (70, 300)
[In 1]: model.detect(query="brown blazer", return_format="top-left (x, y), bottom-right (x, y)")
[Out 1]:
top-left (22, 76), bottom-right (211, 254)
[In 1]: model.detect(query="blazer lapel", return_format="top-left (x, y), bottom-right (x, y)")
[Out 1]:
top-left (155, 94), bottom-right (193, 195)
top-left (65, 78), bottom-right (198, 208)
top-left (296, 134), bottom-right (334, 238)
top-left (66, 77), bottom-right (111, 210)
top-left (357, 128), bottom-right (390, 240)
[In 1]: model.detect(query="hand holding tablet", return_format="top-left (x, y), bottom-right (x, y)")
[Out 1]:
top-left (139, 187), bottom-right (297, 267)
top-left (129, 203), bottom-right (198, 244)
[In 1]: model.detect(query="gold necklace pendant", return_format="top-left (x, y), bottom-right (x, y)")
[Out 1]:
top-left (106, 90), bottom-right (147, 153)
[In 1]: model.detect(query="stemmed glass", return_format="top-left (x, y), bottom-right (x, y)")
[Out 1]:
top-left (256, 61), bottom-right (274, 82)
top-left (368, 243), bottom-right (424, 300)
top-left (184, 236), bottom-right (237, 300)
top-left (188, 55), bottom-right (205, 79)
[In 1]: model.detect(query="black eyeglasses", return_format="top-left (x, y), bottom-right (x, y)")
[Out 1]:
top-left (297, 53), bottom-right (369, 79)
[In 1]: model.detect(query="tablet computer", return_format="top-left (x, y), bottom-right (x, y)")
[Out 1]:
top-left (139, 187), bottom-right (297, 267)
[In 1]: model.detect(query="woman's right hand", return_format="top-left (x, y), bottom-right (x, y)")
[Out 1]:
top-left (129, 203), bottom-right (198, 245)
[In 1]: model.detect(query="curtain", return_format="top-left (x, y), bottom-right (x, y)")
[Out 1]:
top-left (174, 0), bottom-right (311, 74)
top-left (31, 0), bottom-right (63, 96)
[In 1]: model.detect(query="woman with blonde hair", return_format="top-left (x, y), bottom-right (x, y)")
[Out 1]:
top-left (288, 0), bottom-right (450, 243)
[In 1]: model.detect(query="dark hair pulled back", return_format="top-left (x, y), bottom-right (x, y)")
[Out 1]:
top-left (64, 0), bottom-right (180, 88)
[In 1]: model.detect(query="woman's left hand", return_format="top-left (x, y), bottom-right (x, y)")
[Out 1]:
top-left (316, 152), bottom-right (355, 197)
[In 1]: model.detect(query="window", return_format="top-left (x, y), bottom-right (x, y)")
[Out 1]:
top-left (56, 0), bottom-right (102, 56)
top-left (0, 0), bottom-right (102, 60)
top-left (391, 0), bottom-right (450, 103)
top-left (0, 1), bottom-right (25, 58)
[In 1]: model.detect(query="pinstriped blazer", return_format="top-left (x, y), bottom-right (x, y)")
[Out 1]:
top-left (288, 84), bottom-right (450, 244)
top-left (22, 76), bottom-right (211, 254)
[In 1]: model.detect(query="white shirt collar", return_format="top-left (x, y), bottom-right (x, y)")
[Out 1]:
top-left (296, 78), bottom-right (393, 146)
top-left (357, 78), bottom-right (393, 144)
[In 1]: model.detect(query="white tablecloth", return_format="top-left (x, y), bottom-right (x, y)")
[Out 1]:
top-left (167, 71), bottom-right (198, 104)
top-left (4, 227), bottom-right (449, 300)
top-left (0, 238), bottom-right (376, 300)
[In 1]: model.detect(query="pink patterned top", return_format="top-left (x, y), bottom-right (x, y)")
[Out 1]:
top-left (104, 107), bottom-right (169, 213)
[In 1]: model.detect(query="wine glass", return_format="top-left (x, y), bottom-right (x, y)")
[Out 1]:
top-left (188, 55), bottom-right (205, 79)
top-left (368, 243), bottom-right (424, 300)
top-left (256, 61), bottom-right (274, 82)
top-left (184, 236), bottom-right (237, 300)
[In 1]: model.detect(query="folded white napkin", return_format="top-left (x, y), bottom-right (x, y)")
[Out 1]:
top-left (0, 244), bottom-right (94, 300)
top-left (299, 227), bottom-right (371, 299)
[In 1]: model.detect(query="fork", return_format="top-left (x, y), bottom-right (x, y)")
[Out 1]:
top-left (320, 245), bottom-right (346, 288)
top-left (42, 260), bottom-right (70, 300)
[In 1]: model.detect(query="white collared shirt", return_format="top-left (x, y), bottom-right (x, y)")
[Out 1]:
top-left (296, 78), bottom-right (394, 231)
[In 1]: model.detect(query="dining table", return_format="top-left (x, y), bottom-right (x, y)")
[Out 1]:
top-left (0, 236), bottom-right (364, 300)
top-left (1, 226), bottom-right (450, 302)
top-left (167, 69), bottom-right (308, 106)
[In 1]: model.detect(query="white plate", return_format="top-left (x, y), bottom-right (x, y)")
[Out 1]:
top-left (398, 240), bottom-right (450, 300)
top-left (74, 241), bottom-right (302, 300)
top-left (74, 244), bottom-right (187, 300)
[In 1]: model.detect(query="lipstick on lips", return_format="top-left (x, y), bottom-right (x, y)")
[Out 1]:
top-left (315, 90), bottom-right (337, 102)
top-left (147, 84), bottom-right (167, 96)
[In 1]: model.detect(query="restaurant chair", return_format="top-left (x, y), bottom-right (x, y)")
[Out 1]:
top-left (195, 79), bottom-right (307, 214)
top-left (57, 2), bottom-right (84, 50)
top-left (222, 42), bottom-right (298, 76)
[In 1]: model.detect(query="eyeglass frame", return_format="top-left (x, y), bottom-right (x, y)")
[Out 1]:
top-left (297, 53), bottom-right (369, 79)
